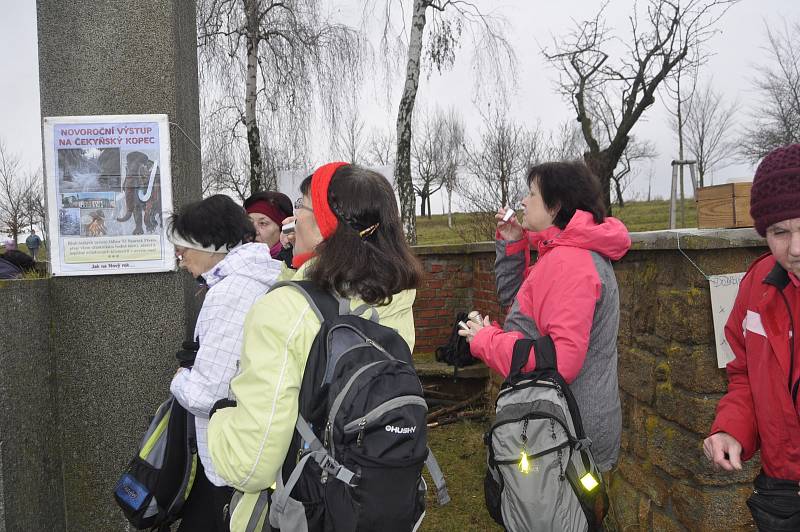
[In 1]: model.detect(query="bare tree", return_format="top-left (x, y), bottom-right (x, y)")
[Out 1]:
top-left (411, 109), bottom-right (444, 218)
top-left (365, 126), bottom-right (396, 167)
top-left (0, 141), bottom-right (35, 243)
top-left (200, 100), bottom-right (311, 200)
top-left (197, 0), bottom-right (364, 195)
top-left (741, 20), bottom-right (800, 162)
top-left (377, 0), bottom-right (516, 243)
top-left (408, 107), bottom-right (464, 220)
top-left (459, 108), bottom-right (540, 240)
top-left (543, 121), bottom-right (585, 161)
top-left (23, 169), bottom-right (46, 236)
top-left (200, 108), bottom-right (249, 198)
top-left (332, 106), bottom-right (367, 165)
top-left (612, 137), bottom-right (657, 207)
top-left (682, 81), bottom-right (738, 185)
top-left (439, 108), bottom-right (465, 229)
top-left (663, 53), bottom-right (700, 225)
top-left (544, 0), bottom-right (739, 213)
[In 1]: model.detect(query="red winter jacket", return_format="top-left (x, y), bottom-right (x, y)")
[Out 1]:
top-left (710, 253), bottom-right (800, 480)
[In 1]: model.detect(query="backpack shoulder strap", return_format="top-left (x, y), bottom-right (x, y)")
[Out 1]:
top-left (509, 335), bottom-right (557, 379)
top-left (268, 280), bottom-right (338, 323)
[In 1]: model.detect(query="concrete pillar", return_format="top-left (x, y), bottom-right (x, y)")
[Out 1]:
top-left (0, 281), bottom-right (62, 532)
top-left (36, 1), bottom-right (201, 530)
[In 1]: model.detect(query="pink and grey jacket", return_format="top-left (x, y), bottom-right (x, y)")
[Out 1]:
top-left (470, 210), bottom-right (631, 471)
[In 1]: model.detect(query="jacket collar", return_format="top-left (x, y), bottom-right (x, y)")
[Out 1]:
top-left (763, 261), bottom-right (791, 290)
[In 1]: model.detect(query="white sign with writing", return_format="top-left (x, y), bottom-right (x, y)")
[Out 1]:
top-left (708, 272), bottom-right (747, 368)
top-left (42, 114), bottom-right (175, 276)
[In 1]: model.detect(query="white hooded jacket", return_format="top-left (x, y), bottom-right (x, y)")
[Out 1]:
top-left (171, 242), bottom-right (283, 486)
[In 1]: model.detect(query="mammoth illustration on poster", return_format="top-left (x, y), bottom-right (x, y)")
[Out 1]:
top-left (117, 151), bottom-right (162, 235)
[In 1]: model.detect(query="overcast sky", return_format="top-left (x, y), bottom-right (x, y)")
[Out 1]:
top-left (3, 0), bottom-right (800, 208)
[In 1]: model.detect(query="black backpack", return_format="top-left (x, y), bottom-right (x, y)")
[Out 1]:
top-left (435, 311), bottom-right (479, 367)
top-left (113, 341), bottom-right (199, 531)
top-left (266, 281), bottom-right (450, 531)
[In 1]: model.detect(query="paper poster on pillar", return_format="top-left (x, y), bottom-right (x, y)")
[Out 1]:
top-left (42, 114), bottom-right (176, 276)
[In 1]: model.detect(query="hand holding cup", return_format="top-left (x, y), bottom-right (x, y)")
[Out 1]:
top-left (495, 206), bottom-right (523, 242)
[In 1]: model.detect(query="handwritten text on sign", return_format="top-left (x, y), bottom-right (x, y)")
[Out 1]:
top-left (708, 272), bottom-right (746, 368)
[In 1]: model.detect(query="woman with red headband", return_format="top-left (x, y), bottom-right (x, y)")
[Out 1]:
top-left (207, 163), bottom-right (423, 531)
top-left (243, 191), bottom-right (294, 267)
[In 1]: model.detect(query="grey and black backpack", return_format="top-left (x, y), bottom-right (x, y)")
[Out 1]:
top-left (484, 336), bottom-right (608, 532)
top-left (113, 341), bottom-right (200, 531)
top-left (255, 280), bottom-right (449, 531)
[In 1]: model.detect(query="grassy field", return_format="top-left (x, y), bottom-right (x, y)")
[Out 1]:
top-left (421, 419), bottom-right (503, 532)
top-left (416, 199), bottom-right (698, 246)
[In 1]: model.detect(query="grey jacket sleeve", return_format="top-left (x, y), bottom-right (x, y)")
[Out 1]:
top-left (495, 239), bottom-right (527, 308)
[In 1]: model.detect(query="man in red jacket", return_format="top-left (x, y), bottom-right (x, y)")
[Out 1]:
top-left (704, 143), bottom-right (800, 529)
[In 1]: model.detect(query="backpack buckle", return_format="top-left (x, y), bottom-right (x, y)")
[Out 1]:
top-left (574, 437), bottom-right (593, 450)
top-left (317, 454), bottom-right (359, 487)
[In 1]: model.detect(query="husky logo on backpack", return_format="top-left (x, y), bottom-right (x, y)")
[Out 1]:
top-left (259, 280), bottom-right (449, 532)
top-left (484, 336), bottom-right (608, 532)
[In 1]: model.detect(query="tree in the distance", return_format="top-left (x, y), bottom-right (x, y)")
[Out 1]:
top-left (544, 0), bottom-right (739, 213)
top-left (459, 108), bottom-right (540, 240)
top-left (682, 82), bottom-right (739, 186)
top-left (197, 0), bottom-right (364, 195)
top-left (0, 140), bottom-right (37, 243)
top-left (365, 126), bottom-right (396, 168)
top-left (378, 0), bottom-right (515, 243)
top-left (740, 20), bottom-right (800, 162)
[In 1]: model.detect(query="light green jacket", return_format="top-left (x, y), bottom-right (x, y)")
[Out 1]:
top-left (207, 260), bottom-right (417, 531)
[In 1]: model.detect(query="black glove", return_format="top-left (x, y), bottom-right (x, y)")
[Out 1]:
top-left (176, 340), bottom-right (199, 368)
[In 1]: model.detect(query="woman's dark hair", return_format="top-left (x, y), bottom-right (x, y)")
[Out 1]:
top-left (526, 160), bottom-right (606, 229)
top-left (243, 190), bottom-right (293, 219)
top-left (303, 165), bottom-right (423, 305)
top-left (169, 194), bottom-right (255, 250)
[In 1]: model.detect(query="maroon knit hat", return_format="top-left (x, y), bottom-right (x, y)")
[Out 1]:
top-left (750, 143), bottom-right (800, 236)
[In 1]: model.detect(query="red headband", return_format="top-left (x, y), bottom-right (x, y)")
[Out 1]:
top-left (311, 161), bottom-right (348, 239)
top-left (246, 200), bottom-right (287, 227)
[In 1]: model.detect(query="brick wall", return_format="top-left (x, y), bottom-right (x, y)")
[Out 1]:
top-left (413, 230), bottom-right (769, 531)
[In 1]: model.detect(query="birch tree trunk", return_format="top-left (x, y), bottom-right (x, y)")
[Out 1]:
top-left (244, 0), bottom-right (264, 194)
top-left (677, 95), bottom-right (686, 227)
top-left (446, 187), bottom-right (453, 228)
top-left (394, 0), bottom-right (428, 244)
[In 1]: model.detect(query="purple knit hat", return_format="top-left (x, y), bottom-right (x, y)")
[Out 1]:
top-left (750, 143), bottom-right (800, 236)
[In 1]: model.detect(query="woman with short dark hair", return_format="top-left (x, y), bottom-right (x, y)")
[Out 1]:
top-left (459, 159), bottom-right (631, 527)
top-left (167, 194), bottom-right (283, 531)
top-left (207, 163), bottom-right (423, 530)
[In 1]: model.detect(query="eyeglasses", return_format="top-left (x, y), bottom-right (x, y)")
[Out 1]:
top-left (294, 197), bottom-right (313, 213)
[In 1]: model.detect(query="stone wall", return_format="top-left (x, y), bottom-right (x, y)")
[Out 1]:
top-left (412, 228), bottom-right (768, 531)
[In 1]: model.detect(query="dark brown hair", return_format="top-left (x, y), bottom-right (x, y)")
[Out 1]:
top-left (526, 160), bottom-right (606, 229)
top-left (302, 165), bottom-right (423, 304)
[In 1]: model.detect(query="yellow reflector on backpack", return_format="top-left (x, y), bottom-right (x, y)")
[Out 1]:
top-left (580, 473), bottom-right (599, 491)
top-left (518, 451), bottom-right (531, 474)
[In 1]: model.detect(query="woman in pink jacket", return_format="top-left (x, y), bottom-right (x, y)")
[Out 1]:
top-left (460, 160), bottom-right (631, 472)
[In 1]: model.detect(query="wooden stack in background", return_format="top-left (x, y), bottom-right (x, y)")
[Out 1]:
top-left (696, 182), bottom-right (754, 229)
